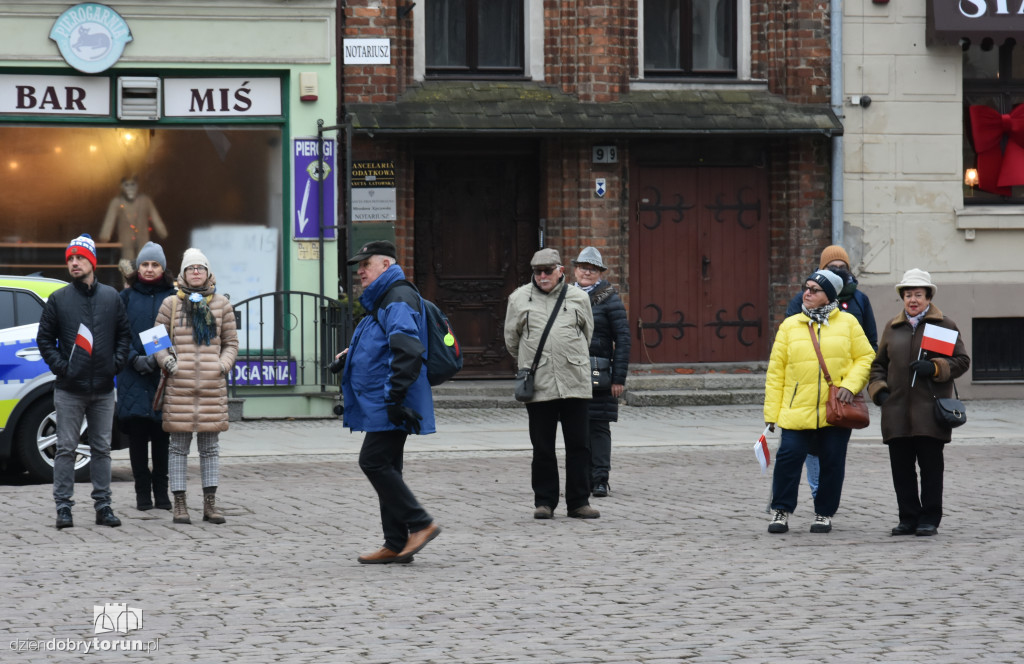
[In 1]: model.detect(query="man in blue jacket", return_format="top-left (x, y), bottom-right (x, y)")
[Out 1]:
top-left (341, 240), bottom-right (441, 564)
top-left (37, 234), bottom-right (131, 529)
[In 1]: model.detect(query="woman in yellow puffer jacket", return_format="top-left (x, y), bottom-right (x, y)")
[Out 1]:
top-left (763, 270), bottom-right (875, 535)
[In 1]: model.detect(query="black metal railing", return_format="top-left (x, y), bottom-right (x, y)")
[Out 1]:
top-left (228, 291), bottom-right (351, 397)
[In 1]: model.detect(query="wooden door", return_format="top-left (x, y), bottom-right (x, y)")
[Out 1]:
top-left (414, 156), bottom-right (538, 378)
top-left (631, 166), bottom-right (769, 363)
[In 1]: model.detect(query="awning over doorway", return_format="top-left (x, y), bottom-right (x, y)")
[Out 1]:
top-left (346, 81), bottom-right (842, 137)
top-left (927, 0), bottom-right (1024, 46)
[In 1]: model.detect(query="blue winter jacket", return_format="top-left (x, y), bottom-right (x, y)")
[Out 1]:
top-left (342, 264), bottom-right (436, 434)
top-left (116, 277), bottom-right (176, 421)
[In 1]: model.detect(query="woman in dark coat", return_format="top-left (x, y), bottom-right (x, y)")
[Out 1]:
top-left (868, 269), bottom-right (970, 537)
top-left (572, 247), bottom-right (630, 498)
top-left (116, 242), bottom-right (176, 511)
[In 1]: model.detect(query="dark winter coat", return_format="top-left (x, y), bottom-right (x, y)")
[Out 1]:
top-left (342, 264), bottom-right (436, 434)
top-left (37, 279), bottom-right (131, 394)
top-left (787, 277), bottom-right (878, 350)
top-left (584, 280), bottom-right (631, 422)
top-left (116, 276), bottom-right (176, 421)
top-left (867, 304), bottom-right (970, 444)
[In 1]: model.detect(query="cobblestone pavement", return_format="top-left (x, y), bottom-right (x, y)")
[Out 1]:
top-left (3, 430), bottom-right (1023, 662)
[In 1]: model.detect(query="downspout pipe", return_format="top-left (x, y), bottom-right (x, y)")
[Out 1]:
top-left (831, 0), bottom-right (844, 246)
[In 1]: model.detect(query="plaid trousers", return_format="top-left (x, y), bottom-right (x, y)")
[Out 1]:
top-left (168, 431), bottom-right (220, 492)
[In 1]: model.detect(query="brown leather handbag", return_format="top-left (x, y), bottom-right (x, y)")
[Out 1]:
top-left (808, 322), bottom-right (870, 429)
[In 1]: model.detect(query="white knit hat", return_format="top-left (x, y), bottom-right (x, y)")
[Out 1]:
top-left (180, 248), bottom-right (210, 274)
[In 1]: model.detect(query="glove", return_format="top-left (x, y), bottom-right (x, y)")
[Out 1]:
top-left (910, 359), bottom-right (935, 378)
top-left (132, 354), bottom-right (157, 375)
top-left (163, 356), bottom-right (178, 375)
top-left (876, 390), bottom-right (890, 406)
top-left (387, 402), bottom-right (423, 434)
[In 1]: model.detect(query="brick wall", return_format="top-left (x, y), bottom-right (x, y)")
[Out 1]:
top-left (750, 0), bottom-right (831, 104)
top-left (544, 0), bottom-right (636, 102)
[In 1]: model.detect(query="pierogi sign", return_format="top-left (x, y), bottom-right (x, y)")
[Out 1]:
top-left (49, 3), bottom-right (132, 74)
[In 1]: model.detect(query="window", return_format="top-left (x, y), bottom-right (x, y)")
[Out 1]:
top-left (426, 0), bottom-right (524, 77)
top-left (963, 38), bottom-right (1024, 203)
top-left (0, 126), bottom-right (282, 288)
top-left (644, 0), bottom-right (736, 78)
top-left (0, 291), bottom-right (43, 330)
top-left (973, 318), bottom-right (1024, 380)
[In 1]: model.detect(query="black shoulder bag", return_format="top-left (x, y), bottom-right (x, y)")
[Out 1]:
top-left (514, 284), bottom-right (568, 402)
top-left (933, 380), bottom-right (967, 429)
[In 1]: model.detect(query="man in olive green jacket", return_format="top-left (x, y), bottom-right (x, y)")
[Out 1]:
top-left (504, 248), bottom-right (597, 520)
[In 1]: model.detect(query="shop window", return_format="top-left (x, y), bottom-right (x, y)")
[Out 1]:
top-left (426, 0), bottom-right (524, 77)
top-left (644, 0), bottom-right (736, 78)
top-left (972, 317), bottom-right (1024, 380)
top-left (0, 126), bottom-right (282, 290)
top-left (963, 38), bottom-right (1024, 203)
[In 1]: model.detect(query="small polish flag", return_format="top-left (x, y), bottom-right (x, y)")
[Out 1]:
top-left (75, 323), bottom-right (93, 355)
top-left (754, 426), bottom-right (771, 474)
top-left (921, 323), bottom-right (958, 356)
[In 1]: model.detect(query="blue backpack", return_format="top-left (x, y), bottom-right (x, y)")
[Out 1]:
top-left (372, 280), bottom-right (463, 386)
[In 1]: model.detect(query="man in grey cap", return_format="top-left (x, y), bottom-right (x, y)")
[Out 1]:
top-left (504, 248), bottom-right (598, 519)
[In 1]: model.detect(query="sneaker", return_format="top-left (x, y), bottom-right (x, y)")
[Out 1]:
top-left (768, 509), bottom-right (789, 533)
top-left (810, 514), bottom-right (832, 533)
top-left (533, 505), bottom-right (554, 519)
top-left (55, 507), bottom-right (73, 530)
top-left (95, 506), bottom-right (122, 527)
top-left (568, 505), bottom-right (600, 519)
top-left (592, 482), bottom-right (609, 498)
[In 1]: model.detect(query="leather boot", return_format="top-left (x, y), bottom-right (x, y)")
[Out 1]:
top-left (203, 488), bottom-right (226, 524)
top-left (172, 491), bottom-right (191, 524)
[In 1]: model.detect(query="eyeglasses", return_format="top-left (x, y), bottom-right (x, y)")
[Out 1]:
top-left (533, 266), bottom-right (558, 276)
top-left (576, 265), bottom-right (599, 274)
top-left (804, 286), bottom-right (824, 295)
top-left (187, 266), bottom-right (207, 273)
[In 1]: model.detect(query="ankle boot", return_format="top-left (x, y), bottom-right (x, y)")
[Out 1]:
top-left (203, 489), bottom-right (225, 524)
top-left (172, 491), bottom-right (191, 524)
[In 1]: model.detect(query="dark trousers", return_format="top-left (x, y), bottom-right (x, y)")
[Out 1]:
top-left (771, 426), bottom-right (851, 517)
top-left (888, 436), bottom-right (945, 527)
top-left (590, 419), bottom-right (612, 483)
top-left (126, 418), bottom-right (170, 503)
top-left (359, 430), bottom-right (433, 553)
top-left (525, 398), bottom-right (591, 511)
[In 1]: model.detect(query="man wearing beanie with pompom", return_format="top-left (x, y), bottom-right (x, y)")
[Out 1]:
top-left (37, 233), bottom-right (132, 529)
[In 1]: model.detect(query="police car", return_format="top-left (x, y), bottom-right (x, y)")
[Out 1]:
top-left (0, 275), bottom-right (94, 481)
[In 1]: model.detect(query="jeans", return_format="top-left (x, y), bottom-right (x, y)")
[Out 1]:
top-left (805, 454), bottom-right (820, 499)
top-left (888, 436), bottom-right (945, 527)
top-left (590, 419), bottom-right (612, 483)
top-left (525, 398), bottom-right (591, 511)
top-left (53, 388), bottom-right (115, 510)
top-left (771, 426), bottom-right (851, 518)
top-left (359, 429), bottom-right (433, 553)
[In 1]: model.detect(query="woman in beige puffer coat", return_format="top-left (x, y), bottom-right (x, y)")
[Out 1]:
top-left (155, 248), bottom-right (238, 525)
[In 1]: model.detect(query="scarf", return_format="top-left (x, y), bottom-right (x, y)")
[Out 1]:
top-left (176, 275), bottom-right (218, 346)
top-left (906, 305), bottom-right (931, 330)
top-left (802, 300), bottom-right (838, 326)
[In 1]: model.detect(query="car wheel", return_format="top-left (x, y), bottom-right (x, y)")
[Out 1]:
top-left (15, 396), bottom-right (91, 483)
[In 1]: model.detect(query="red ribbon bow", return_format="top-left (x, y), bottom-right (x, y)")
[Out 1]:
top-left (969, 105), bottom-right (1024, 195)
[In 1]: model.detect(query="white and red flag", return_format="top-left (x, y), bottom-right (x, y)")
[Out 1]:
top-left (75, 323), bottom-right (93, 355)
top-left (921, 323), bottom-right (958, 356)
top-left (754, 426), bottom-right (771, 474)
